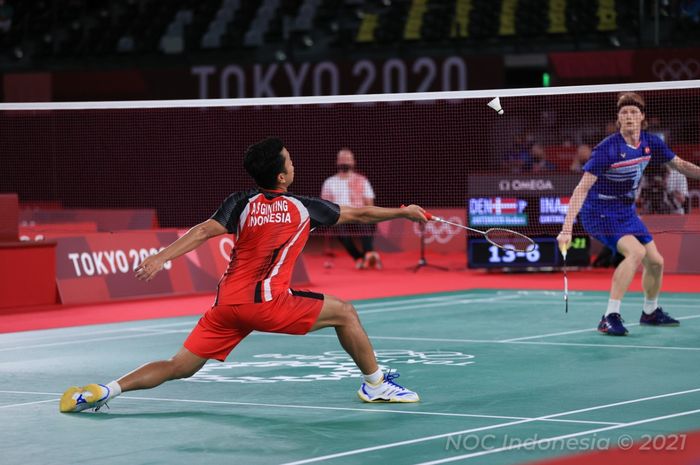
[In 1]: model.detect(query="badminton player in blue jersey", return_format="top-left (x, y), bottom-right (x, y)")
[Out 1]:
top-left (558, 92), bottom-right (700, 336)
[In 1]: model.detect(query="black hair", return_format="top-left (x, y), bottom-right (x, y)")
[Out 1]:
top-left (243, 137), bottom-right (286, 189)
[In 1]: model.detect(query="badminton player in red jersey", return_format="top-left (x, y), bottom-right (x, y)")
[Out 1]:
top-left (60, 137), bottom-right (427, 412)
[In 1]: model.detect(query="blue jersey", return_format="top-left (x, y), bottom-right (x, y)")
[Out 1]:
top-left (583, 131), bottom-right (675, 203)
top-left (580, 131), bottom-right (675, 250)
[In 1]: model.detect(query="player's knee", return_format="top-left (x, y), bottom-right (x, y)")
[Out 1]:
top-left (625, 246), bottom-right (646, 264)
top-left (339, 301), bottom-right (360, 326)
top-left (647, 253), bottom-right (664, 271)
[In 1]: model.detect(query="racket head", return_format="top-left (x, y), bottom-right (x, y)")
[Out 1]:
top-left (484, 228), bottom-right (537, 253)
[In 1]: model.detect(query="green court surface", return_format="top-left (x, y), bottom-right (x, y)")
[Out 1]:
top-left (1, 290), bottom-right (699, 465)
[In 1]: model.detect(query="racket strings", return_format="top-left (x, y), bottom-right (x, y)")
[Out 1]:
top-left (484, 228), bottom-right (536, 253)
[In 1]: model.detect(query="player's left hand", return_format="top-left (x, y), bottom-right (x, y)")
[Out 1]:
top-left (135, 254), bottom-right (166, 281)
top-left (556, 231), bottom-right (572, 253)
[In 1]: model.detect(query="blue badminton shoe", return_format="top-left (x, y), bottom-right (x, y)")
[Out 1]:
top-left (59, 384), bottom-right (110, 413)
top-left (640, 307), bottom-right (680, 326)
top-left (358, 371), bottom-right (419, 403)
top-left (597, 313), bottom-right (628, 336)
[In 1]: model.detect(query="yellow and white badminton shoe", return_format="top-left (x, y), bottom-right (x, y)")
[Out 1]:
top-left (59, 384), bottom-right (110, 413)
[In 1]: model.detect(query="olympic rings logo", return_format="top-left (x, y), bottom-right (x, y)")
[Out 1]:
top-left (413, 216), bottom-right (463, 244)
top-left (652, 59), bottom-right (700, 80)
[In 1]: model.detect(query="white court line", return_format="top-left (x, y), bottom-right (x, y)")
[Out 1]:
top-left (508, 340), bottom-right (700, 351)
top-left (355, 293), bottom-right (486, 309)
top-left (5, 325), bottom-right (694, 353)
top-left (493, 290), bottom-right (700, 300)
top-left (278, 387), bottom-right (700, 465)
top-left (0, 390), bottom-right (619, 426)
top-left (0, 330), bottom-right (184, 352)
top-left (298, 333), bottom-right (700, 351)
top-left (0, 398), bottom-right (59, 409)
top-left (0, 295), bottom-right (479, 344)
top-left (0, 293), bottom-right (694, 344)
top-left (0, 319), bottom-right (200, 344)
top-left (417, 408), bottom-right (700, 465)
top-left (0, 296), bottom-right (515, 351)
top-left (0, 295), bottom-right (694, 350)
top-left (358, 295), bottom-right (521, 315)
top-left (492, 300), bottom-right (700, 307)
top-left (500, 314), bottom-right (700, 342)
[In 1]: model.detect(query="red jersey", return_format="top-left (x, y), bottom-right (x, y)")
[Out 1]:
top-left (211, 188), bottom-right (340, 304)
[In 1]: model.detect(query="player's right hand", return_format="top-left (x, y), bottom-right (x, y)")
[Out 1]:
top-left (556, 231), bottom-right (572, 253)
top-left (402, 204), bottom-right (428, 223)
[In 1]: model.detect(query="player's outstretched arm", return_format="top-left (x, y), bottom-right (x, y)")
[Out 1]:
top-left (668, 156), bottom-right (700, 180)
top-left (135, 219), bottom-right (227, 281)
top-left (557, 172), bottom-right (597, 251)
top-left (337, 204), bottom-right (427, 225)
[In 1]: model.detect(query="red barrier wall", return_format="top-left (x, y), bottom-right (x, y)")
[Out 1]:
top-left (0, 194), bottom-right (19, 241)
top-left (48, 230), bottom-right (310, 305)
top-left (641, 214), bottom-right (700, 273)
top-left (0, 241), bottom-right (57, 308)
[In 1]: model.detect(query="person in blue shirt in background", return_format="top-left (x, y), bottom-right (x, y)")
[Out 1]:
top-left (558, 92), bottom-right (700, 336)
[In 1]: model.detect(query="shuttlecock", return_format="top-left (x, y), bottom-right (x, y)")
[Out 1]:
top-left (488, 97), bottom-right (504, 115)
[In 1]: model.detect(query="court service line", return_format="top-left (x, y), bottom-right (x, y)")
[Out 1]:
top-left (110, 396), bottom-right (623, 427)
top-left (500, 314), bottom-right (700, 342)
top-left (0, 319), bottom-right (201, 344)
top-left (493, 290), bottom-right (700, 299)
top-left (0, 297), bottom-right (514, 351)
top-left (0, 294), bottom-right (484, 345)
top-left (299, 333), bottom-right (700, 351)
top-left (355, 293), bottom-right (490, 309)
top-left (278, 387), bottom-right (700, 465)
top-left (0, 398), bottom-right (59, 409)
top-left (492, 300), bottom-right (700, 307)
top-left (0, 295), bottom-right (693, 347)
top-left (416, 407), bottom-right (700, 465)
top-left (0, 390), bottom-right (619, 426)
top-left (358, 295), bottom-right (521, 315)
top-left (0, 330), bottom-right (185, 352)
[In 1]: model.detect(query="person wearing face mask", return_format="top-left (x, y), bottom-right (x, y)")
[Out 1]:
top-left (321, 148), bottom-right (381, 269)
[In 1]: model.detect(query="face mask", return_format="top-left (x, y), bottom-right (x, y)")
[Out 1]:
top-left (337, 164), bottom-right (352, 173)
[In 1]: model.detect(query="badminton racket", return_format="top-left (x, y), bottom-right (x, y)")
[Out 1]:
top-left (560, 245), bottom-right (569, 313)
top-left (402, 206), bottom-right (536, 253)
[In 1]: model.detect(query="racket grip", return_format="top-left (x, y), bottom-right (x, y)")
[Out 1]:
top-left (401, 204), bottom-right (433, 220)
top-left (559, 244), bottom-right (568, 259)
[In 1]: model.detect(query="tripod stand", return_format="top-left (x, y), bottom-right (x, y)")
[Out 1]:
top-left (407, 223), bottom-right (449, 272)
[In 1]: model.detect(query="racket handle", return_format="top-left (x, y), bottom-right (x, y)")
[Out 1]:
top-left (401, 204), bottom-right (433, 221)
top-left (559, 244), bottom-right (567, 259)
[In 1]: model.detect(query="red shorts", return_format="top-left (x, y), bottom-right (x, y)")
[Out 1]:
top-left (184, 289), bottom-right (324, 361)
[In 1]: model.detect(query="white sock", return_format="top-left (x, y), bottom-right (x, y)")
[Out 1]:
top-left (643, 298), bottom-right (658, 315)
top-left (605, 299), bottom-right (621, 316)
top-left (104, 380), bottom-right (122, 400)
top-left (363, 368), bottom-right (383, 386)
